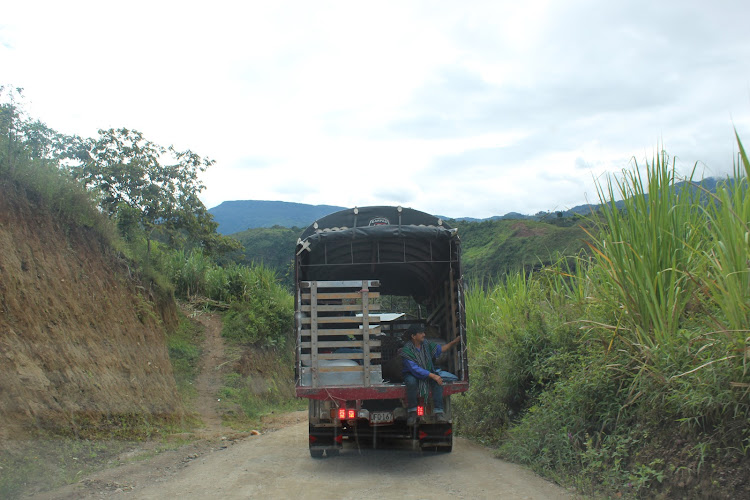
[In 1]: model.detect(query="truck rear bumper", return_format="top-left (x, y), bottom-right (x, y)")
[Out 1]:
top-left (296, 381), bottom-right (469, 400)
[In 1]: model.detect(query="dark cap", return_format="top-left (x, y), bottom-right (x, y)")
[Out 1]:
top-left (405, 323), bottom-right (424, 337)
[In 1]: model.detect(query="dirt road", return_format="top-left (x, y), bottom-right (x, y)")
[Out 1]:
top-left (140, 420), bottom-right (571, 499)
top-left (37, 410), bottom-right (571, 499)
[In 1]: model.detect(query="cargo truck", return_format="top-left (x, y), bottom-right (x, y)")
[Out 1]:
top-left (294, 206), bottom-right (469, 456)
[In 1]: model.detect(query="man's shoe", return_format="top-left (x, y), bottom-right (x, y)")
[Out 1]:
top-left (434, 412), bottom-right (448, 423)
top-left (406, 411), bottom-right (417, 426)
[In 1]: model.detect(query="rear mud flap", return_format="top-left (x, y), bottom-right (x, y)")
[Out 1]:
top-left (309, 425), bottom-right (342, 451)
top-left (416, 423), bottom-right (453, 449)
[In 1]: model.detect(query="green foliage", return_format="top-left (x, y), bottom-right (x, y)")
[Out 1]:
top-left (66, 127), bottom-right (240, 256)
top-left (701, 133), bottom-right (750, 331)
top-left (457, 137), bottom-right (750, 498)
top-left (167, 312), bottom-right (204, 401)
top-left (158, 246), bottom-right (294, 347)
top-left (498, 351), bottom-right (626, 474)
top-left (230, 225), bottom-right (300, 290)
top-left (219, 371), bottom-right (304, 425)
top-left (0, 89), bottom-right (114, 239)
top-left (585, 150), bottom-right (705, 350)
top-left (222, 271), bottom-right (294, 348)
top-left (455, 218), bottom-right (591, 286)
top-left (456, 274), bottom-right (584, 440)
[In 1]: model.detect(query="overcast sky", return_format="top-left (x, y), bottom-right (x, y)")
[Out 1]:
top-left (2, 1), bottom-right (750, 218)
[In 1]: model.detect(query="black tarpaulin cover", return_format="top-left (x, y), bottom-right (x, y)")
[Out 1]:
top-left (296, 206), bottom-right (459, 300)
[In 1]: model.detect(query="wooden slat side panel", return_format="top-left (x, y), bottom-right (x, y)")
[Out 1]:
top-left (297, 279), bottom-right (383, 388)
top-left (300, 352), bottom-right (381, 361)
top-left (300, 304), bottom-right (381, 312)
top-left (317, 366), bottom-right (367, 373)
top-left (300, 292), bottom-right (380, 301)
top-left (300, 280), bottom-right (380, 289)
top-left (300, 327), bottom-right (382, 336)
top-left (361, 280), bottom-right (371, 386)
top-left (311, 282), bottom-right (319, 387)
top-left (300, 316), bottom-right (380, 325)
top-left (300, 340), bottom-right (381, 348)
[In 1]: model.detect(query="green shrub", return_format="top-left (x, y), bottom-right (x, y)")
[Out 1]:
top-left (456, 272), bottom-right (585, 441)
top-left (222, 288), bottom-right (293, 347)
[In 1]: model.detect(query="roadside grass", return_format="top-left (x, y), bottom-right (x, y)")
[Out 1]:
top-left (167, 310), bottom-right (205, 404)
top-left (217, 342), bottom-right (305, 431)
top-left (0, 438), bottom-right (130, 499)
top-left (457, 136), bottom-right (750, 498)
top-left (161, 251), bottom-right (301, 427)
top-left (0, 426), bottom-right (193, 500)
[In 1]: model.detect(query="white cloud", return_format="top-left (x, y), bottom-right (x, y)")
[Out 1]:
top-left (2, 0), bottom-right (749, 218)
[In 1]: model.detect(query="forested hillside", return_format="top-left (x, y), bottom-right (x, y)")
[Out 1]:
top-left (453, 217), bottom-right (590, 284)
top-left (228, 225), bottom-right (300, 289)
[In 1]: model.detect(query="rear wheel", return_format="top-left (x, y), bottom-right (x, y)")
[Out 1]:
top-left (310, 448), bottom-right (324, 458)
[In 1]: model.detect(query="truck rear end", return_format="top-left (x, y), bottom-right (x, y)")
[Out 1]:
top-left (294, 206), bottom-right (469, 456)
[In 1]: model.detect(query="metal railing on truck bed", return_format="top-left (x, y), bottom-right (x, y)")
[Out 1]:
top-left (296, 280), bottom-right (384, 390)
top-left (295, 279), bottom-right (468, 400)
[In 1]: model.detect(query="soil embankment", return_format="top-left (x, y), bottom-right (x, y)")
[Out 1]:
top-left (0, 183), bottom-right (182, 440)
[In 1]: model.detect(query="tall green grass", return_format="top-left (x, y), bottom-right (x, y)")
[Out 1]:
top-left (584, 150), bottom-right (705, 351)
top-left (458, 135), bottom-right (750, 497)
top-left (456, 274), bottom-right (583, 441)
top-left (702, 132), bottom-right (750, 333)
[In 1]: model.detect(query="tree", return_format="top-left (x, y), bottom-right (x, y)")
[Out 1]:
top-left (1, 86), bottom-right (88, 176)
top-left (72, 127), bottom-right (238, 255)
top-left (0, 85), bottom-right (26, 174)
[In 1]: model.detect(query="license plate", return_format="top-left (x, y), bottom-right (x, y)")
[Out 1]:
top-left (370, 411), bottom-right (393, 424)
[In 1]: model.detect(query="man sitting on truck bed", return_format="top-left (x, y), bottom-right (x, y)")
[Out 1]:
top-left (401, 324), bottom-right (461, 426)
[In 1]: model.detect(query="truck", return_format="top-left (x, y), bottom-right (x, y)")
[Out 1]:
top-left (294, 205), bottom-right (469, 456)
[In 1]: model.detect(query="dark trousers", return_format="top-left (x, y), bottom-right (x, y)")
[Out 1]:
top-left (404, 373), bottom-right (444, 412)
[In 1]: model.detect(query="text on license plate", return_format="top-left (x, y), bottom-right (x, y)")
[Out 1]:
top-left (370, 411), bottom-right (394, 424)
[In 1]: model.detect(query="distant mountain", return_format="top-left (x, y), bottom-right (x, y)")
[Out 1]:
top-left (210, 177), bottom-right (724, 235)
top-left (209, 200), bottom-right (346, 235)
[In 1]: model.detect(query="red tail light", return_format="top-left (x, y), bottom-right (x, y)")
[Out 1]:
top-left (444, 428), bottom-right (453, 436)
top-left (417, 406), bottom-right (424, 416)
top-left (309, 435), bottom-right (317, 443)
top-left (418, 430), bottom-right (428, 440)
top-left (335, 434), bottom-right (343, 444)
